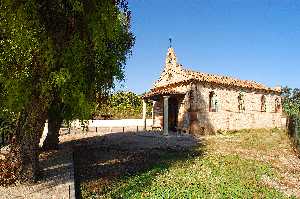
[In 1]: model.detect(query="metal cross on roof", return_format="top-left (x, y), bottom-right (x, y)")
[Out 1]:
top-left (169, 38), bottom-right (172, 48)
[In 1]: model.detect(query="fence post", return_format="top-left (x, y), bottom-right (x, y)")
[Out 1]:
top-left (295, 119), bottom-right (298, 138)
top-left (296, 118), bottom-right (299, 143)
top-left (3, 133), bottom-right (6, 145)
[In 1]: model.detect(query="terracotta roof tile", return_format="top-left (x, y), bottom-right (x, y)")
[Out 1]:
top-left (143, 88), bottom-right (185, 99)
top-left (152, 66), bottom-right (280, 93)
top-left (145, 48), bottom-right (281, 98)
top-left (182, 68), bottom-right (280, 92)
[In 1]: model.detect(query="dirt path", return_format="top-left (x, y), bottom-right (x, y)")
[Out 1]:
top-left (0, 149), bottom-right (75, 199)
top-left (68, 131), bottom-right (201, 198)
top-left (60, 131), bottom-right (199, 151)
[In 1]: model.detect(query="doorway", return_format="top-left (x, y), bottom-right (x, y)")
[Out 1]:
top-left (168, 97), bottom-right (179, 131)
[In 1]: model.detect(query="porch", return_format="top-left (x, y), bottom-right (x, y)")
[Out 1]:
top-left (142, 91), bottom-right (187, 135)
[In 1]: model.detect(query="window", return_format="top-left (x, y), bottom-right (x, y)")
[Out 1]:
top-left (209, 91), bottom-right (219, 112)
top-left (261, 95), bottom-right (266, 112)
top-left (275, 98), bottom-right (281, 113)
top-left (189, 90), bottom-right (194, 100)
top-left (238, 92), bottom-right (245, 111)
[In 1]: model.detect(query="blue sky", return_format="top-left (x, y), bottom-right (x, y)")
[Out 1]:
top-left (117, 0), bottom-right (300, 94)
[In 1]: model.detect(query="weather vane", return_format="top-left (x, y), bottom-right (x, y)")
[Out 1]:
top-left (169, 37), bottom-right (172, 48)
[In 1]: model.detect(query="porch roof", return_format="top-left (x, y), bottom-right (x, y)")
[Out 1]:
top-left (142, 88), bottom-right (185, 99)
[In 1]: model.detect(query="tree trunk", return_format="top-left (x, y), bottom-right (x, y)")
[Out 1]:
top-left (42, 115), bottom-right (62, 150)
top-left (11, 99), bottom-right (47, 183)
top-left (42, 99), bottom-right (63, 150)
top-left (13, 130), bottom-right (41, 182)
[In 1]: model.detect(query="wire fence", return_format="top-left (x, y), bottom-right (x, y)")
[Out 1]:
top-left (60, 125), bottom-right (160, 136)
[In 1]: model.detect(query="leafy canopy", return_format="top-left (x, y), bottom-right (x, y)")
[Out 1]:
top-left (281, 87), bottom-right (300, 116)
top-left (0, 0), bottom-right (135, 121)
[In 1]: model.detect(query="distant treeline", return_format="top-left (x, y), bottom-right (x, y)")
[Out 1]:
top-left (93, 91), bottom-right (152, 119)
top-left (282, 87), bottom-right (300, 153)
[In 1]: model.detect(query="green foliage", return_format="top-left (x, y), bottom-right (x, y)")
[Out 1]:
top-left (0, 1), bottom-right (134, 182)
top-left (95, 91), bottom-right (151, 119)
top-left (0, 0), bottom-right (52, 113)
top-left (281, 87), bottom-right (300, 157)
top-left (282, 87), bottom-right (300, 117)
top-left (0, 110), bottom-right (16, 147)
top-left (0, 0), bottom-right (135, 124)
top-left (105, 155), bottom-right (283, 199)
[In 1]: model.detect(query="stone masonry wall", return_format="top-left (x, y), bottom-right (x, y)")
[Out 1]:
top-left (153, 98), bottom-right (164, 127)
top-left (152, 82), bottom-right (283, 133)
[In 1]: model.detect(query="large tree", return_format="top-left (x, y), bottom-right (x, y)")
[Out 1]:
top-left (0, 0), bottom-right (134, 182)
top-left (282, 87), bottom-right (300, 116)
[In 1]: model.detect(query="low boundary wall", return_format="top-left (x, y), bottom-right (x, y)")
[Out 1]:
top-left (70, 119), bottom-right (153, 128)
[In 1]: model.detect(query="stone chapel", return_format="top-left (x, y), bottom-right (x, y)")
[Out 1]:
top-left (142, 47), bottom-right (283, 135)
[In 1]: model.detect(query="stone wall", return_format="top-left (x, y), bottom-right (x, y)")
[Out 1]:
top-left (152, 81), bottom-right (284, 134)
top-left (153, 99), bottom-right (164, 127)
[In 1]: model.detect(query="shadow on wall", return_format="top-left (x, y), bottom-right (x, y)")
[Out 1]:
top-left (60, 131), bottom-right (202, 198)
top-left (188, 83), bottom-right (215, 135)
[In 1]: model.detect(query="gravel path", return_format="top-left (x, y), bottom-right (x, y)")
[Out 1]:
top-left (0, 149), bottom-right (75, 199)
top-left (1, 130), bottom-right (198, 199)
top-left (60, 130), bottom-right (199, 151)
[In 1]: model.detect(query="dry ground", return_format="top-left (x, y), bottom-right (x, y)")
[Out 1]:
top-left (205, 128), bottom-right (300, 197)
top-left (70, 128), bottom-right (300, 198)
top-left (0, 149), bottom-right (74, 199)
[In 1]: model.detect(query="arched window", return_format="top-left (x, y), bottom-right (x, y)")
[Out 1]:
top-left (238, 92), bottom-right (245, 111)
top-left (275, 98), bottom-right (281, 113)
top-left (209, 91), bottom-right (219, 112)
top-left (261, 95), bottom-right (266, 112)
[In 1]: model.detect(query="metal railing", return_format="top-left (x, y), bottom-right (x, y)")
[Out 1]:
top-left (60, 125), bottom-right (160, 136)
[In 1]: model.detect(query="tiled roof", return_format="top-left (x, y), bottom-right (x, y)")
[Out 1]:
top-left (182, 68), bottom-right (280, 92)
top-left (143, 88), bottom-right (185, 99)
top-left (144, 47), bottom-right (281, 99)
top-left (153, 65), bottom-right (280, 92)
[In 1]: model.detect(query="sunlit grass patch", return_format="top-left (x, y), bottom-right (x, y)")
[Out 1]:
top-left (80, 152), bottom-right (286, 199)
top-left (77, 129), bottom-right (299, 198)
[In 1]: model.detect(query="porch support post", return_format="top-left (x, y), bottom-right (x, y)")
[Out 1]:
top-left (142, 99), bottom-right (147, 131)
top-left (163, 96), bottom-right (170, 135)
top-left (152, 101), bottom-right (156, 126)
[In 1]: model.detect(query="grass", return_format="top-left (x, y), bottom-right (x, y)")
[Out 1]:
top-left (75, 129), bottom-right (300, 199)
top-left (100, 155), bottom-right (283, 199)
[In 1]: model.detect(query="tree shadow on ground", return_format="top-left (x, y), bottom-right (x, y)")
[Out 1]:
top-left (0, 149), bottom-right (74, 199)
top-left (61, 131), bottom-right (204, 198)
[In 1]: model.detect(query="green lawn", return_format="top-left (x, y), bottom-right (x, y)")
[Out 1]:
top-left (76, 129), bottom-right (300, 199)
